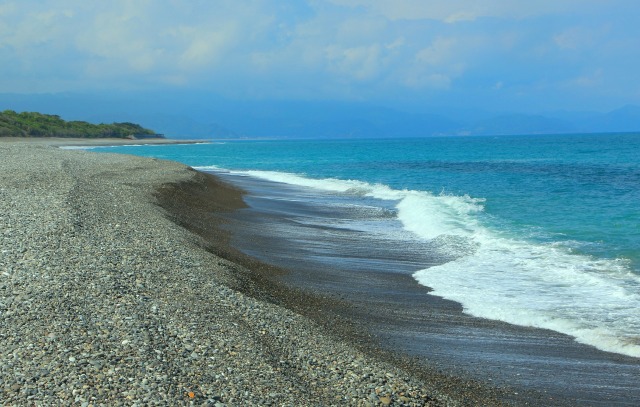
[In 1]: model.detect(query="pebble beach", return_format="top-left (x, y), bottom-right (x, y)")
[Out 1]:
top-left (0, 141), bottom-right (508, 406)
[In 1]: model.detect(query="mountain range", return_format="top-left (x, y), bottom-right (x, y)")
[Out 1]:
top-left (1, 92), bottom-right (638, 139)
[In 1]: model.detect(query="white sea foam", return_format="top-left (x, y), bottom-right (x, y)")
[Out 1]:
top-left (199, 167), bottom-right (640, 358)
top-left (63, 142), bottom-right (212, 151)
top-left (59, 144), bottom-right (146, 150)
top-left (59, 145), bottom-right (98, 150)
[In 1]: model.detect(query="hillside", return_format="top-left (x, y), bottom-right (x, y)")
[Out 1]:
top-left (0, 110), bottom-right (159, 139)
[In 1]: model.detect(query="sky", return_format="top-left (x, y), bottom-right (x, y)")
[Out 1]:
top-left (1, 0), bottom-right (639, 114)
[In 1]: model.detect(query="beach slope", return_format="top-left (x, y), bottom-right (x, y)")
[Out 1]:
top-left (0, 143), bottom-right (481, 405)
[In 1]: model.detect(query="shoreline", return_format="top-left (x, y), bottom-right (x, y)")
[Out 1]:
top-left (0, 142), bottom-right (502, 405)
top-left (0, 136), bottom-right (211, 147)
top-left (5, 140), bottom-right (638, 405)
top-left (154, 169), bottom-right (512, 405)
top-left (204, 168), bottom-right (640, 406)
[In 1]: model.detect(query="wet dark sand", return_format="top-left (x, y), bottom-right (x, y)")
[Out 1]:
top-left (155, 171), bottom-right (511, 406)
top-left (156, 168), bottom-right (640, 406)
top-left (210, 172), bottom-right (640, 406)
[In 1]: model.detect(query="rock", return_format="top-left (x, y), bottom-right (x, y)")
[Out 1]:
top-left (379, 395), bottom-right (392, 405)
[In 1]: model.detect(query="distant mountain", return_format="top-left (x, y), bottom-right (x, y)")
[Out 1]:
top-left (544, 105), bottom-right (640, 133)
top-left (586, 105), bottom-right (640, 132)
top-left (204, 101), bottom-right (461, 138)
top-left (92, 113), bottom-right (238, 139)
top-left (465, 114), bottom-right (574, 136)
top-left (0, 92), bottom-right (638, 139)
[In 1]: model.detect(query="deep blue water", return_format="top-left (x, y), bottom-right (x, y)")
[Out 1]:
top-left (90, 133), bottom-right (640, 357)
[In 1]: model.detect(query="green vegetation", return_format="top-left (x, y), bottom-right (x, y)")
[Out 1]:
top-left (0, 110), bottom-right (159, 138)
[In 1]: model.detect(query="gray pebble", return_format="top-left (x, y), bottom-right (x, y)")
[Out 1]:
top-left (0, 143), bottom-right (460, 406)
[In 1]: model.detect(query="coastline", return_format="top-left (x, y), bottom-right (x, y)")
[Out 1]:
top-left (211, 170), bottom-right (640, 406)
top-left (0, 136), bottom-right (211, 147)
top-left (0, 142), bottom-right (503, 405)
top-left (206, 170), bottom-right (640, 406)
top-left (155, 168), bottom-right (513, 405)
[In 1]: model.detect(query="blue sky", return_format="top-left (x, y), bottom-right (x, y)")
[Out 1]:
top-left (1, 0), bottom-right (639, 113)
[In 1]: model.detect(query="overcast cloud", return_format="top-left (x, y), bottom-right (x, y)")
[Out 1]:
top-left (0, 0), bottom-right (638, 112)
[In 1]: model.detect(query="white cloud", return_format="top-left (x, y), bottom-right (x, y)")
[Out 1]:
top-left (334, 16), bottom-right (388, 43)
top-left (400, 36), bottom-right (466, 89)
top-left (176, 25), bottom-right (238, 70)
top-left (324, 44), bottom-right (382, 81)
top-left (568, 69), bottom-right (603, 88)
top-left (0, 2), bottom-right (17, 18)
top-left (416, 37), bottom-right (456, 65)
top-left (327, 0), bottom-right (604, 22)
top-left (0, 0), bottom-right (278, 84)
top-left (385, 37), bottom-right (405, 50)
top-left (0, 0), bottom-right (638, 111)
top-left (553, 26), bottom-right (599, 50)
top-left (75, 15), bottom-right (158, 73)
top-left (443, 10), bottom-right (483, 24)
top-left (404, 72), bottom-right (452, 89)
top-left (2, 8), bottom-right (71, 49)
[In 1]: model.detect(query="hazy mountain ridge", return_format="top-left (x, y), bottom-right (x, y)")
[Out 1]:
top-left (0, 93), bottom-right (638, 139)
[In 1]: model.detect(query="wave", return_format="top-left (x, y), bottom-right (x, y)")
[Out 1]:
top-left (59, 145), bottom-right (99, 150)
top-left (197, 166), bottom-right (640, 358)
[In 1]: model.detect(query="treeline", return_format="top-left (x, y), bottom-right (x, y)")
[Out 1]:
top-left (0, 110), bottom-right (158, 138)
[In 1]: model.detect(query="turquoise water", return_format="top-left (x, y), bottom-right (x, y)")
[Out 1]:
top-left (90, 133), bottom-right (640, 357)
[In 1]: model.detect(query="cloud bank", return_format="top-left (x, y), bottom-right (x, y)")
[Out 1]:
top-left (0, 0), bottom-right (638, 111)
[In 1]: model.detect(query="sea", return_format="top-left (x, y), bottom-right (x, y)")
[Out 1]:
top-left (89, 133), bottom-right (640, 361)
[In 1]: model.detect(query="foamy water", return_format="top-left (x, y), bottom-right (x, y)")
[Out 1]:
top-left (199, 166), bottom-right (640, 358)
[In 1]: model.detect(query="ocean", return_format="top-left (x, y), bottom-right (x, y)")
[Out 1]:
top-left (91, 133), bottom-right (640, 360)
